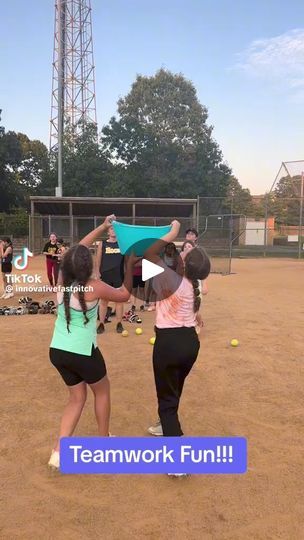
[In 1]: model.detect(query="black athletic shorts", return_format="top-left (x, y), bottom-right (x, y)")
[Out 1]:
top-left (101, 269), bottom-right (123, 288)
top-left (1, 263), bottom-right (12, 274)
top-left (49, 345), bottom-right (107, 386)
top-left (133, 275), bottom-right (145, 289)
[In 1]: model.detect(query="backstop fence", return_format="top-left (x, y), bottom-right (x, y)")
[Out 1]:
top-left (1, 193), bottom-right (304, 275)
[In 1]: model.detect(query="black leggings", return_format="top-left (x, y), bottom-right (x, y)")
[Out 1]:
top-left (153, 326), bottom-right (200, 436)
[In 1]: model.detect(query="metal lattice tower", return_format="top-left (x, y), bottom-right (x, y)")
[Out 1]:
top-left (50, 0), bottom-right (97, 155)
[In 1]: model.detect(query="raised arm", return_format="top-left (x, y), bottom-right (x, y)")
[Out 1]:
top-left (79, 215), bottom-right (115, 248)
top-left (144, 220), bottom-right (181, 262)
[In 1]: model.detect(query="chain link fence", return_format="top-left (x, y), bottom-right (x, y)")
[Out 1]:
top-left (28, 215), bottom-right (194, 255)
top-left (197, 193), bottom-right (304, 268)
top-left (3, 168), bottom-right (304, 274)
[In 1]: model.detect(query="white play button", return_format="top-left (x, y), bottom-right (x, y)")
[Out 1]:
top-left (142, 258), bottom-right (164, 282)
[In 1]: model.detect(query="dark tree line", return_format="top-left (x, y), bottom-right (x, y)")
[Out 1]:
top-left (0, 68), bottom-right (273, 220)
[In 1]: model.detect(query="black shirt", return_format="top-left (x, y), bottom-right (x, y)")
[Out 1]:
top-left (43, 241), bottom-right (59, 260)
top-left (100, 240), bottom-right (124, 275)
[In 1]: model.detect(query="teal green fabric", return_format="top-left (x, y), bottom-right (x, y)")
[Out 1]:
top-left (50, 301), bottom-right (98, 356)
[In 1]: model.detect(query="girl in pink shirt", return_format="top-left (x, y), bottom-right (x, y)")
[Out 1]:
top-left (144, 221), bottom-right (210, 439)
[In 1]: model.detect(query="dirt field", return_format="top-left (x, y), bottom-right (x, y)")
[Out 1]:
top-left (0, 256), bottom-right (303, 540)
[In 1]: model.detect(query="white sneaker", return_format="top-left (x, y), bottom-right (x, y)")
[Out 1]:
top-left (0, 292), bottom-right (7, 298)
top-left (148, 420), bottom-right (163, 436)
top-left (4, 292), bottom-right (14, 299)
top-left (48, 450), bottom-right (60, 470)
top-left (168, 473), bottom-right (190, 478)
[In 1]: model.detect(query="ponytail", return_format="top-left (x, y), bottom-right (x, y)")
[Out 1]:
top-left (60, 244), bottom-right (93, 330)
top-left (63, 290), bottom-right (71, 333)
top-left (190, 278), bottom-right (201, 313)
top-left (78, 282), bottom-right (89, 326)
top-left (184, 247), bottom-right (211, 314)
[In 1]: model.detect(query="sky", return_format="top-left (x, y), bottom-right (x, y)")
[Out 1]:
top-left (1, 0), bottom-right (304, 194)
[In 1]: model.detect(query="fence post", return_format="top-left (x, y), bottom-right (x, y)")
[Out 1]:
top-left (28, 215), bottom-right (32, 252)
top-left (228, 197), bottom-right (233, 274)
top-left (263, 195), bottom-right (268, 258)
top-left (196, 196), bottom-right (200, 232)
top-left (69, 202), bottom-right (73, 246)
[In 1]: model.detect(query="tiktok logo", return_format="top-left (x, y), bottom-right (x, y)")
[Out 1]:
top-left (13, 248), bottom-right (33, 270)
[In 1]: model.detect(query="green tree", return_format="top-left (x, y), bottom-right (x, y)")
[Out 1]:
top-left (252, 195), bottom-right (268, 220)
top-left (0, 130), bottom-right (51, 211)
top-left (102, 69), bottom-right (231, 197)
top-left (41, 122), bottom-right (112, 197)
top-left (272, 175), bottom-right (302, 225)
top-left (16, 134), bottom-right (49, 191)
top-left (224, 176), bottom-right (253, 216)
top-left (0, 131), bottom-right (24, 211)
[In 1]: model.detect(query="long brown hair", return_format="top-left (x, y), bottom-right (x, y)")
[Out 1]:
top-left (184, 247), bottom-right (210, 313)
top-left (60, 244), bottom-right (93, 332)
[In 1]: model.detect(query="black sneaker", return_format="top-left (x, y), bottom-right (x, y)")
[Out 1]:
top-left (131, 305), bottom-right (136, 312)
top-left (116, 322), bottom-right (124, 334)
top-left (139, 305), bottom-right (145, 311)
top-left (97, 323), bottom-right (105, 334)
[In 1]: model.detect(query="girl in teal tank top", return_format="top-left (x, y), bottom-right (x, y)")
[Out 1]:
top-left (51, 291), bottom-right (99, 356)
top-left (48, 215), bottom-right (135, 470)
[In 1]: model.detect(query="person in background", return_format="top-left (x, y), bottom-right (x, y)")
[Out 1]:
top-left (185, 228), bottom-right (198, 245)
top-left (145, 279), bottom-right (156, 311)
top-left (43, 233), bottom-right (59, 289)
top-left (56, 238), bottom-right (67, 265)
top-left (95, 225), bottom-right (125, 334)
top-left (181, 240), bottom-right (195, 255)
top-left (130, 257), bottom-right (145, 312)
top-left (0, 237), bottom-right (14, 299)
top-left (163, 242), bottom-right (179, 272)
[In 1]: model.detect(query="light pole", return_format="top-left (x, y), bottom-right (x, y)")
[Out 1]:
top-left (50, 0), bottom-right (97, 197)
top-left (56, 0), bottom-right (64, 198)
